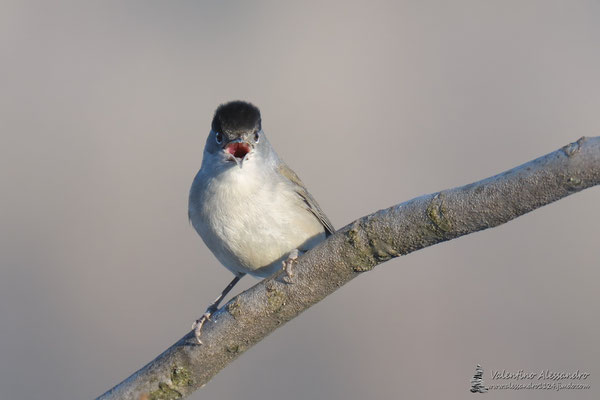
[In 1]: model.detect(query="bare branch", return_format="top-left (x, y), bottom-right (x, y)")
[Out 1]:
top-left (97, 136), bottom-right (600, 400)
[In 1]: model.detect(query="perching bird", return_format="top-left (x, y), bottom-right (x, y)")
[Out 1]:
top-left (188, 101), bottom-right (334, 343)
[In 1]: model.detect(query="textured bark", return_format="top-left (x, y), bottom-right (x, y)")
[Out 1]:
top-left (97, 136), bottom-right (600, 400)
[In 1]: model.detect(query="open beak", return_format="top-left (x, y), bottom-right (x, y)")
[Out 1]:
top-left (224, 140), bottom-right (252, 166)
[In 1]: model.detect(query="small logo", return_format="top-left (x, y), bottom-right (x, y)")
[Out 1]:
top-left (470, 364), bottom-right (488, 393)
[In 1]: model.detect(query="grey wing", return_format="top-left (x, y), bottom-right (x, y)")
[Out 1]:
top-left (277, 163), bottom-right (335, 236)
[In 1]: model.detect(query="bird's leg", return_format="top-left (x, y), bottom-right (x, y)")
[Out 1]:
top-left (192, 273), bottom-right (244, 344)
top-left (282, 249), bottom-right (301, 284)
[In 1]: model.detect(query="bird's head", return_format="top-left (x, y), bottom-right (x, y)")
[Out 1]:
top-left (203, 101), bottom-right (266, 168)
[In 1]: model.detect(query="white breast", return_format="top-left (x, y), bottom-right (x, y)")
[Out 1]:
top-left (189, 156), bottom-right (326, 277)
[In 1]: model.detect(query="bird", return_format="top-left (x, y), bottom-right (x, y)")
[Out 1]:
top-left (188, 100), bottom-right (335, 343)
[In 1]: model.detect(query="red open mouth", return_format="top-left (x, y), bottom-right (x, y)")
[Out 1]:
top-left (225, 142), bottom-right (251, 159)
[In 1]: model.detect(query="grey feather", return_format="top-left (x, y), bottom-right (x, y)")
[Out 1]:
top-left (277, 163), bottom-right (335, 236)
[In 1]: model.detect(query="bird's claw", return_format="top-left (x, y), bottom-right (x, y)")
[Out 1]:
top-left (191, 274), bottom-right (244, 345)
top-left (192, 310), bottom-right (215, 344)
top-left (282, 249), bottom-right (300, 284)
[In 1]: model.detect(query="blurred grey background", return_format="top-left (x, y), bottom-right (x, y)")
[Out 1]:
top-left (1, 1), bottom-right (598, 399)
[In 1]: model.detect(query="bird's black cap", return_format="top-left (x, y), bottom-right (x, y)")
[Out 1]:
top-left (212, 101), bottom-right (261, 135)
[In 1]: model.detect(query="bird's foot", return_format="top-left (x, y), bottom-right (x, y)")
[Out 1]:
top-left (282, 249), bottom-right (300, 284)
top-left (192, 305), bottom-right (218, 344)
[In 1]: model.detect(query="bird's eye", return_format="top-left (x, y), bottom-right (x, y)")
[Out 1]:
top-left (253, 131), bottom-right (260, 143)
top-left (215, 132), bottom-right (223, 144)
